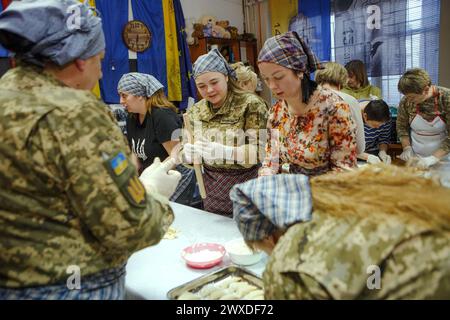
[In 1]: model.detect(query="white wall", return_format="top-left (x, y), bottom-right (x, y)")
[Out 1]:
top-left (180, 0), bottom-right (244, 33)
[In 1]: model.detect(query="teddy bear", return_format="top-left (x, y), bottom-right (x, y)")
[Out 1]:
top-left (191, 23), bottom-right (204, 43)
top-left (199, 15), bottom-right (217, 27)
top-left (215, 20), bottom-right (231, 39)
top-left (216, 20), bottom-right (229, 29)
top-left (212, 24), bottom-right (230, 38)
top-left (226, 26), bottom-right (239, 39)
top-left (199, 15), bottom-right (217, 37)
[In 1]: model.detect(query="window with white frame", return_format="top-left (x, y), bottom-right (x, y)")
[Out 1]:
top-left (330, 0), bottom-right (440, 107)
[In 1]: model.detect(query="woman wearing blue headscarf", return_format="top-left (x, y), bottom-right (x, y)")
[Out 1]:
top-left (182, 49), bottom-right (268, 216)
top-left (117, 73), bottom-right (196, 205)
top-left (231, 166), bottom-right (450, 299)
top-left (258, 31), bottom-right (357, 176)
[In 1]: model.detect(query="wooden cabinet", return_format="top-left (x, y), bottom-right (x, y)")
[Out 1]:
top-left (189, 37), bottom-right (258, 72)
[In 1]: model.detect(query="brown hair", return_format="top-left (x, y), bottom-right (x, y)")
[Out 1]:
top-left (296, 71), bottom-right (318, 104)
top-left (398, 68), bottom-right (432, 95)
top-left (145, 89), bottom-right (178, 114)
top-left (315, 62), bottom-right (348, 88)
top-left (344, 60), bottom-right (369, 88)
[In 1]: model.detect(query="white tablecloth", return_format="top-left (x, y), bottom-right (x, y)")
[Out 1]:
top-left (125, 202), bottom-right (268, 300)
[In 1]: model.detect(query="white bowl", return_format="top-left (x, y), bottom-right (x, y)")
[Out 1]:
top-left (225, 238), bottom-right (262, 266)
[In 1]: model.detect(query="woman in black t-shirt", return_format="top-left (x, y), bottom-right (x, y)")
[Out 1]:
top-left (117, 73), bottom-right (196, 205)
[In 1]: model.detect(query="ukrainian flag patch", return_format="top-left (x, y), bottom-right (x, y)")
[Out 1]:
top-left (110, 152), bottom-right (128, 176)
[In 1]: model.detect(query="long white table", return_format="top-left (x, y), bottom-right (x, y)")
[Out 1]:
top-left (125, 202), bottom-right (268, 300)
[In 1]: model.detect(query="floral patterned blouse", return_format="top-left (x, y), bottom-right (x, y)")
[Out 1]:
top-left (261, 88), bottom-right (357, 176)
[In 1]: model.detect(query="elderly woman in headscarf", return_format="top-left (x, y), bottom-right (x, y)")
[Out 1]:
top-left (117, 73), bottom-right (196, 205)
top-left (0, 0), bottom-right (179, 299)
top-left (258, 31), bottom-right (357, 176)
top-left (231, 165), bottom-right (450, 299)
top-left (182, 48), bottom-right (268, 216)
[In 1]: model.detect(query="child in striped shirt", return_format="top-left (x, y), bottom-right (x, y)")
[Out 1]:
top-left (358, 100), bottom-right (392, 164)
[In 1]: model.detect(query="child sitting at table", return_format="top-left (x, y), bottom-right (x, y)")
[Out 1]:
top-left (358, 100), bottom-right (392, 164)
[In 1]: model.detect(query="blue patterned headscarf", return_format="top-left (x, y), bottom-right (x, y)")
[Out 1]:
top-left (0, 0), bottom-right (105, 67)
top-left (192, 48), bottom-right (237, 80)
top-left (117, 73), bottom-right (164, 97)
top-left (258, 31), bottom-right (322, 74)
top-left (230, 174), bottom-right (313, 241)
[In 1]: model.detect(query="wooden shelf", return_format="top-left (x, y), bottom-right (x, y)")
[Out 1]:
top-left (189, 37), bottom-right (258, 72)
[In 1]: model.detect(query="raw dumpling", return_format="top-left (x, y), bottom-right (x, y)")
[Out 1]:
top-left (198, 284), bottom-right (217, 298)
top-left (219, 293), bottom-right (240, 300)
top-left (235, 284), bottom-right (258, 297)
top-left (178, 291), bottom-right (200, 300)
top-left (242, 289), bottom-right (264, 300)
top-left (207, 288), bottom-right (227, 300)
top-left (229, 281), bottom-right (254, 292)
top-left (216, 276), bottom-right (242, 289)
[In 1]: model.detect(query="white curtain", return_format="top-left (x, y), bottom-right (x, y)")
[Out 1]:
top-left (244, 0), bottom-right (270, 52)
top-left (244, 0), bottom-right (273, 103)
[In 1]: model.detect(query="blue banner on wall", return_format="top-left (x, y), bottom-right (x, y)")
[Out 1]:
top-left (95, 0), bottom-right (130, 104)
top-left (173, 0), bottom-right (197, 110)
top-left (131, 0), bottom-right (168, 96)
top-left (290, 0), bottom-right (331, 62)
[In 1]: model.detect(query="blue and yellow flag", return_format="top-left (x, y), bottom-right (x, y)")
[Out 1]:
top-left (173, 0), bottom-right (197, 110)
top-left (87, 0), bottom-right (195, 108)
top-left (162, 0), bottom-right (181, 102)
top-left (95, 0), bottom-right (130, 103)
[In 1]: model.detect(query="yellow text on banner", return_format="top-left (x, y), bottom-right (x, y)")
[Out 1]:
top-left (269, 0), bottom-right (298, 36)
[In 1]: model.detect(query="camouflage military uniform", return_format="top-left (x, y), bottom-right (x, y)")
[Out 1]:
top-left (186, 91), bottom-right (269, 170)
top-left (0, 64), bottom-right (174, 288)
top-left (263, 211), bottom-right (450, 299)
top-left (186, 91), bottom-right (268, 215)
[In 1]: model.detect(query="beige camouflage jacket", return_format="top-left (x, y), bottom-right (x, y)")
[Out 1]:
top-left (186, 91), bottom-right (269, 169)
top-left (264, 211), bottom-right (450, 299)
top-left (0, 64), bottom-right (173, 288)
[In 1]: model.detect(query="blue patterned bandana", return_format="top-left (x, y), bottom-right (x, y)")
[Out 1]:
top-left (0, 0), bottom-right (105, 67)
top-left (231, 174), bottom-right (313, 241)
top-left (192, 48), bottom-right (237, 80)
top-left (258, 31), bottom-right (322, 74)
top-left (117, 73), bottom-right (164, 97)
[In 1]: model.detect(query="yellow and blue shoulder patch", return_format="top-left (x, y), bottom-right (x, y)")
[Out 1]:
top-left (110, 152), bottom-right (128, 176)
top-left (104, 151), bottom-right (146, 207)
